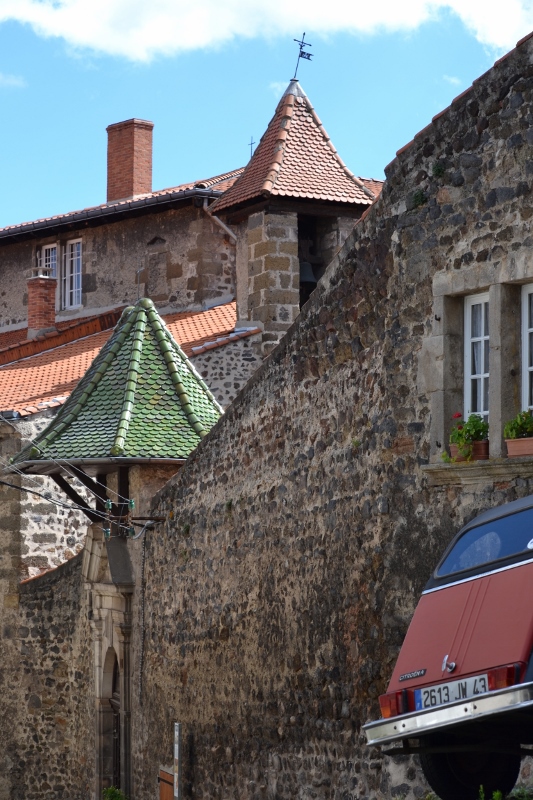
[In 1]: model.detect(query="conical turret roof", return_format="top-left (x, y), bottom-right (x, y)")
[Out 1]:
top-left (13, 298), bottom-right (223, 473)
top-left (212, 79), bottom-right (376, 214)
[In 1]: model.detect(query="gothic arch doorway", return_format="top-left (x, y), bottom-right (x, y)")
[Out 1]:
top-left (100, 648), bottom-right (121, 792)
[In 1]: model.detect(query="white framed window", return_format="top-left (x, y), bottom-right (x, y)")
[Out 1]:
top-left (37, 243), bottom-right (58, 277)
top-left (521, 284), bottom-right (533, 410)
top-left (464, 293), bottom-right (489, 421)
top-left (62, 239), bottom-right (82, 309)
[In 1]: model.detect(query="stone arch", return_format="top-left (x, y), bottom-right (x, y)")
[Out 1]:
top-left (100, 647), bottom-right (120, 791)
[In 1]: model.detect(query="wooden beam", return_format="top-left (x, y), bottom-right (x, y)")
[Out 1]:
top-left (50, 474), bottom-right (102, 524)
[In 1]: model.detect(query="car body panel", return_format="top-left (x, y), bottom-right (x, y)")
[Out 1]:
top-left (364, 682), bottom-right (533, 746)
top-left (387, 561), bottom-right (533, 694)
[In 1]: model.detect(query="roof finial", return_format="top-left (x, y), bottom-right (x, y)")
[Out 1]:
top-left (248, 135), bottom-right (256, 160)
top-left (293, 32), bottom-right (313, 79)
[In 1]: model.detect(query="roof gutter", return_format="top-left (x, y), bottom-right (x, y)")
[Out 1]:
top-left (202, 198), bottom-right (237, 243)
top-left (0, 188), bottom-right (225, 246)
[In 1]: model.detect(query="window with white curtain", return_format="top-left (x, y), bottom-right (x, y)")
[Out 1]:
top-left (521, 284), bottom-right (533, 411)
top-left (464, 293), bottom-right (489, 421)
top-left (62, 239), bottom-right (82, 309)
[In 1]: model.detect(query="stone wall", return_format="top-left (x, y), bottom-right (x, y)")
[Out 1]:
top-left (10, 411), bottom-right (89, 578)
top-left (129, 33), bottom-right (533, 800)
top-left (192, 335), bottom-right (262, 408)
top-left (0, 204), bottom-right (235, 331)
top-left (17, 554), bottom-right (94, 800)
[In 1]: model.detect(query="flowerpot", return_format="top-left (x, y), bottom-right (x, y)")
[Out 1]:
top-left (505, 438), bottom-right (533, 458)
top-left (449, 441), bottom-right (489, 462)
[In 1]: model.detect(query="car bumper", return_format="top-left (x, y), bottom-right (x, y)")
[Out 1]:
top-left (364, 682), bottom-right (533, 746)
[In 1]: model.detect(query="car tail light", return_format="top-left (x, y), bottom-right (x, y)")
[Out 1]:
top-left (487, 663), bottom-right (521, 691)
top-left (379, 690), bottom-right (405, 719)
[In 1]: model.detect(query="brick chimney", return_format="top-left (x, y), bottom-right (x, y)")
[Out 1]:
top-left (27, 269), bottom-right (57, 338)
top-left (106, 118), bottom-right (154, 202)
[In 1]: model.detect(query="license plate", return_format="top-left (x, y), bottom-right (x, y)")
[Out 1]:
top-left (414, 674), bottom-right (489, 710)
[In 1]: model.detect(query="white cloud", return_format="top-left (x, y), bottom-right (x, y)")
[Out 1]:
top-left (443, 74), bottom-right (462, 85)
top-left (0, 0), bottom-right (532, 61)
top-left (0, 71), bottom-right (26, 88)
top-left (269, 81), bottom-right (288, 97)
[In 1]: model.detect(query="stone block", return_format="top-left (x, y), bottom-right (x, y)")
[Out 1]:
top-left (278, 241), bottom-right (299, 257)
top-left (267, 289), bottom-right (299, 306)
top-left (264, 255), bottom-right (291, 272)
top-left (248, 211), bottom-right (265, 230)
top-left (247, 228), bottom-right (264, 245)
top-left (252, 271), bottom-right (276, 292)
top-left (253, 241), bottom-right (278, 259)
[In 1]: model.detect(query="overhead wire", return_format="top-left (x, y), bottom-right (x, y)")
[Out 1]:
top-left (0, 412), bottom-right (131, 505)
top-left (0, 452), bottom-right (139, 537)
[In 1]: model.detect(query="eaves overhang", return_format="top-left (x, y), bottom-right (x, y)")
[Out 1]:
top-left (0, 188), bottom-right (223, 246)
top-left (13, 456), bottom-right (186, 476)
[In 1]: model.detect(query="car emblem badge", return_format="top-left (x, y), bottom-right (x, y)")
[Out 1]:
top-left (442, 654), bottom-right (456, 673)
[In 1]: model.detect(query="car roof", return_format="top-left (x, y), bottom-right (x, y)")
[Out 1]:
top-left (460, 494), bottom-right (533, 533)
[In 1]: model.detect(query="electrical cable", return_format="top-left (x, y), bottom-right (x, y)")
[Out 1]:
top-left (0, 412), bottom-right (131, 505)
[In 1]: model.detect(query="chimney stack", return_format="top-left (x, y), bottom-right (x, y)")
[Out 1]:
top-left (106, 118), bottom-right (154, 203)
top-left (27, 268), bottom-right (57, 338)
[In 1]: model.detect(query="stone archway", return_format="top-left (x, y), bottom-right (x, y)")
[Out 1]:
top-left (100, 647), bottom-right (119, 792)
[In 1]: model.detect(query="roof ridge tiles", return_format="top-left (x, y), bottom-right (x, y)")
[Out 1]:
top-left (0, 308), bottom-right (124, 367)
top-left (11, 298), bottom-right (224, 470)
top-left (212, 79), bottom-right (376, 214)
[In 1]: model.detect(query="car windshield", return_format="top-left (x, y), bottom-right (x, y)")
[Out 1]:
top-left (436, 506), bottom-right (533, 578)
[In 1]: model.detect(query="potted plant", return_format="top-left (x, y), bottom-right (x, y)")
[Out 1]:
top-left (504, 410), bottom-right (533, 457)
top-left (445, 412), bottom-right (489, 462)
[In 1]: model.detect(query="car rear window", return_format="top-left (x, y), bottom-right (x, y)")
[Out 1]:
top-left (436, 506), bottom-right (533, 578)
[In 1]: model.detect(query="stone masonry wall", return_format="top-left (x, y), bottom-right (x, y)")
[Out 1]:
top-left (18, 554), bottom-right (94, 800)
top-left (130, 34), bottom-right (533, 800)
top-left (0, 203), bottom-right (235, 331)
top-left (246, 211), bottom-right (300, 353)
top-left (9, 411), bottom-right (90, 578)
top-left (192, 334), bottom-right (262, 408)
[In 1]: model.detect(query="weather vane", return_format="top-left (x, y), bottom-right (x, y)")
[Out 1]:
top-left (248, 135), bottom-right (256, 160)
top-left (293, 32), bottom-right (313, 79)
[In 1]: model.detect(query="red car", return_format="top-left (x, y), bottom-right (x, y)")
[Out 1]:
top-left (364, 496), bottom-right (533, 800)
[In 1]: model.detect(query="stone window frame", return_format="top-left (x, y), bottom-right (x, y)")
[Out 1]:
top-left (427, 263), bottom-right (527, 462)
top-left (464, 292), bottom-right (490, 421)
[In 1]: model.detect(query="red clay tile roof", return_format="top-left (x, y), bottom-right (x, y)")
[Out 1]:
top-left (0, 168), bottom-right (245, 238)
top-left (212, 80), bottom-right (377, 214)
top-left (0, 310), bottom-right (124, 367)
top-left (0, 302), bottom-right (259, 416)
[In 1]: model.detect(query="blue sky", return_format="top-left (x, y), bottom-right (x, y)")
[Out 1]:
top-left (0, 1), bottom-right (533, 228)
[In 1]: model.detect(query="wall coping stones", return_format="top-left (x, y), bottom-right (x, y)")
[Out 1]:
top-left (423, 458), bottom-right (533, 486)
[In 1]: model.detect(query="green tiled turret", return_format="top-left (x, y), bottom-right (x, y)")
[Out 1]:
top-left (13, 298), bottom-right (223, 467)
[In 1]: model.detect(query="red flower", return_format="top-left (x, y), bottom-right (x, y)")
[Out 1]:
top-left (457, 425), bottom-right (463, 430)
top-left (452, 412), bottom-right (462, 419)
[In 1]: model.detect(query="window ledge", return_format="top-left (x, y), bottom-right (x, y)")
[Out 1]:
top-left (423, 457), bottom-right (533, 487)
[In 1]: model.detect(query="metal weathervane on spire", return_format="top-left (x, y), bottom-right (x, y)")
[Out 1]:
top-left (293, 32), bottom-right (313, 79)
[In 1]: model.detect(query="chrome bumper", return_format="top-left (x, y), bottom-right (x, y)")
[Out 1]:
top-left (364, 682), bottom-right (533, 747)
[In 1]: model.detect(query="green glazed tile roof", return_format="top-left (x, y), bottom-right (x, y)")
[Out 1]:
top-left (13, 298), bottom-right (223, 467)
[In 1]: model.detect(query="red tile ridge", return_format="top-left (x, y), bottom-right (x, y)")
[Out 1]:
top-left (190, 326), bottom-right (260, 356)
top-left (0, 168), bottom-right (245, 236)
top-left (414, 123), bottom-right (433, 141)
top-left (517, 30), bottom-right (533, 47)
top-left (260, 92), bottom-right (298, 197)
top-left (305, 100), bottom-right (376, 201)
top-left (451, 86), bottom-right (473, 106)
top-left (0, 308), bottom-right (124, 366)
top-left (396, 139), bottom-right (415, 157)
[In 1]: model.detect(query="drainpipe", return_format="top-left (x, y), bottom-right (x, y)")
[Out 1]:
top-left (202, 198), bottom-right (237, 242)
